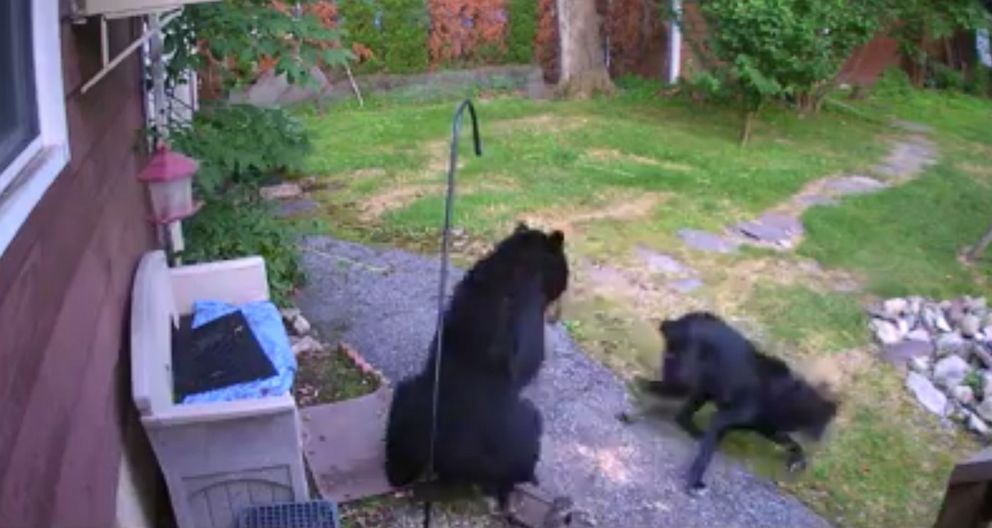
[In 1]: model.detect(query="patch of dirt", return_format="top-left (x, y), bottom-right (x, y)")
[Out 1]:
top-left (489, 113), bottom-right (590, 134)
top-left (347, 167), bottom-right (389, 179)
top-left (520, 192), bottom-right (667, 236)
top-left (701, 255), bottom-right (866, 315)
top-left (585, 148), bottom-right (694, 172)
top-left (799, 347), bottom-right (873, 395)
top-left (358, 184), bottom-right (440, 220)
top-left (293, 343), bottom-right (382, 407)
top-left (959, 162), bottom-right (992, 187)
top-left (570, 259), bottom-right (706, 317)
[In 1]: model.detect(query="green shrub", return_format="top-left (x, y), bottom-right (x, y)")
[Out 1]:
top-left (169, 104), bottom-right (311, 199)
top-left (928, 62), bottom-right (966, 91)
top-left (340, 0), bottom-right (428, 73)
top-left (183, 189), bottom-right (305, 306)
top-left (688, 0), bottom-right (878, 143)
top-left (379, 0), bottom-right (429, 73)
top-left (964, 66), bottom-right (992, 97)
top-left (168, 103), bottom-right (314, 304)
top-left (339, 0), bottom-right (385, 72)
top-left (506, 0), bottom-right (537, 63)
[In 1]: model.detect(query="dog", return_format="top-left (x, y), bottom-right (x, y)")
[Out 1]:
top-left (628, 311), bottom-right (838, 493)
top-left (384, 223), bottom-right (569, 509)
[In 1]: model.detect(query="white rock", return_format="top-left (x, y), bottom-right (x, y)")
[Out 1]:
top-left (291, 335), bottom-right (324, 356)
top-left (292, 314), bottom-right (312, 336)
top-left (909, 355), bottom-right (932, 373)
top-left (905, 328), bottom-right (931, 342)
top-left (984, 372), bottom-right (992, 401)
top-left (961, 314), bottom-right (982, 338)
top-left (978, 399), bottom-right (992, 422)
top-left (923, 305), bottom-right (953, 333)
top-left (953, 385), bottom-right (976, 405)
top-left (906, 371), bottom-right (948, 417)
top-left (936, 332), bottom-right (967, 358)
top-left (871, 319), bottom-right (903, 345)
top-left (968, 413), bottom-right (990, 436)
top-left (965, 296), bottom-right (987, 313)
top-left (260, 182), bottom-right (304, 201)
top-left (884, 298), bottom-right (908, 318)
top-left (933, 355), bottom-right (971, 389)
top-left (280, 307), bottom-right (302, 322)
top-left (908, 296), bottom-right (924, 315)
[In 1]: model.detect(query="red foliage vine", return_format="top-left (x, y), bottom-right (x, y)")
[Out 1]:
top-left (535, 0), bottom-right (559, 82)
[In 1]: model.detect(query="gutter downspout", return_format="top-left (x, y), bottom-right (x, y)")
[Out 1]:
top-left (667, 0), bottom-right (682, 84)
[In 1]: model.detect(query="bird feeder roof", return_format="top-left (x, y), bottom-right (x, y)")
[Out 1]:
top-left (137, 145), bottom-right (198, 182)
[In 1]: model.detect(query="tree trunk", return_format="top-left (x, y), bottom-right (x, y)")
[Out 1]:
top-left (556, 0), bottom-right (615, 98)
top-left (739, 109), bottom-right (755, 147)
top-left (968, 222), bottom-right (992, 261)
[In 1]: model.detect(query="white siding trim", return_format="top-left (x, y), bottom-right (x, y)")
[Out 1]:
top-left (0, 0), bottom-right (70, 257)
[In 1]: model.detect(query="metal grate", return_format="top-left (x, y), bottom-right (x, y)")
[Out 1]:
top-left (237, 501), bottom-right (339, 528)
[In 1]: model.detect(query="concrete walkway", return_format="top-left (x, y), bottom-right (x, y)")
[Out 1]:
top-left (296, 236), bottom-right (831, 528)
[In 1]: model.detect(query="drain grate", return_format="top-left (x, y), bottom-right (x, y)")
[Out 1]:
top-left (237, 501), bottom-right (339, 528)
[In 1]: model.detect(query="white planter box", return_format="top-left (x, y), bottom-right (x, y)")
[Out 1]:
top-left (130, 251), bottom-right (308, 528)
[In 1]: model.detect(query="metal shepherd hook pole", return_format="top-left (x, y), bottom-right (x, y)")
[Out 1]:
top-left (423, 100), bottom-right (482, 528)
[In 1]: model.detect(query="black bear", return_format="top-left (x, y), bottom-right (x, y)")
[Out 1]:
top-left (384, 223), bottom-right (568, 509)
top-left (636, 312), bottom-right (838, 494)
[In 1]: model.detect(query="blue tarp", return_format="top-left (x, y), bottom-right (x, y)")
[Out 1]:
top-left (181, 300), bottom-right (296, 404)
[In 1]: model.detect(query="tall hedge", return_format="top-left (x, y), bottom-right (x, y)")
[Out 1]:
top-left (506, 0), bottom-right (538, 63)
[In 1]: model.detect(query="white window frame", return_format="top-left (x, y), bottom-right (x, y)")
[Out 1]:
top-left (0, 0), bottom-right (70, 256)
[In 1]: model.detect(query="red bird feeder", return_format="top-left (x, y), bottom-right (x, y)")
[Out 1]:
top-left (138, 144), bottom-right (201, 224)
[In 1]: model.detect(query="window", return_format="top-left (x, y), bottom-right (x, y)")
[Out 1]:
top-left (0, 0), bottom-right (69, 255)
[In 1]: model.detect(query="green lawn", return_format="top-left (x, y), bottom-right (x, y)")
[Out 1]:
top-left (297, 81), bottom-right (992, 528)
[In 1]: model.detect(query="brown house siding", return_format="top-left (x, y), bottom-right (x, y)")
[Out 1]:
top-left (0, 11), bottom-right (157, 528)
top-left (838, 33), bottom-right (902, 86)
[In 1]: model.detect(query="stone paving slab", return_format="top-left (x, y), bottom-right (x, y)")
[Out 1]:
top-left (677, 229), bottom-right (740, 254)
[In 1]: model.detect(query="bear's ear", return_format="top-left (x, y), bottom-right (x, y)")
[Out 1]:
top-left (548, 230), bottom-right (565, 250)
top-left (659, 319), bottom-right (673, 335)
top-left (514, 222), bottom-right (530, 234)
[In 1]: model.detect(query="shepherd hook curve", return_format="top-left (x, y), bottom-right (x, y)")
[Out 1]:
top-left (424, 100), bottom-right (482, 528)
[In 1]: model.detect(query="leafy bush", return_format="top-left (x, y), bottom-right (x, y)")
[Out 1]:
top-left (169, 105), bottom-right (311, 199)
top-left (690, 0), bottom-right (879, 144)
top-left (928, 62), bottom-right (966, 91)
top-left (183, 189), bottom-right (305, 306)
top-left (164, 0), bottom-right (352, 93)
top-left (169, 103), bottom-right (313, 304)
top-left (339, 0), bottom-right (385, 72)
top-left (964, 66), bottom-right (992, 97)
top-left (506, 0), bottom-right (538, 63)
top-left (379, 0), bottom-right (430, 72)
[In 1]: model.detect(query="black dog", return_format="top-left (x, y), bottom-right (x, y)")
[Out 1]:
top-left (384, 223), bottom-right (568, 508)
top-left (636, 312), bottom-right (838, 493)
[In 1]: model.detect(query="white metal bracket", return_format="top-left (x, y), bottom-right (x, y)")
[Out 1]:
top-left (79, 9), bottom-right (182, 94)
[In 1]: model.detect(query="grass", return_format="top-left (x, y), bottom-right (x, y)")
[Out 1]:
top-left (297, 78), bottom-right (992, 528)
top-left (747, 284), bottom-right (868, 353)
top-left (298, 89), bottom-right (885, 246)
top-left (800, 81), bottom-right (992, 298)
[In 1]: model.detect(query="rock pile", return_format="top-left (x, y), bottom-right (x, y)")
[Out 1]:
top-left (869, 296), bottom-right (992, 438)
top-left (280, 307), bottom-right (324, 356)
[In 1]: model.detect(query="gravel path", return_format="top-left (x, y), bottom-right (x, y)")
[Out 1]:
top-left (296, 236), bottom-right (831, 528)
